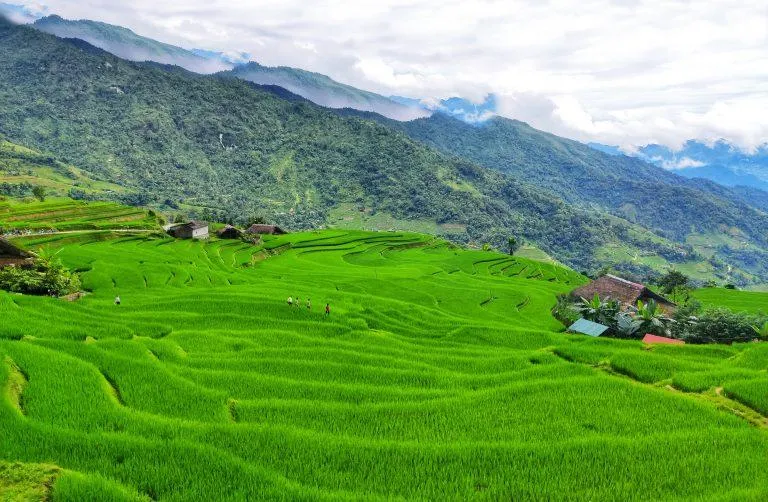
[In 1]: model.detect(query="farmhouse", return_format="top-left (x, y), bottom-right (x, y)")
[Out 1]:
top-left (217, 225), bottom-right (243, 239)
top-left (570, 274), bottom-right (676, 312)
top-left (0, 237), bottom-right (33, 268)
top-left (245, 224), bottom-right (286, 235)
top-left (167, 221), bottom-right (209, 240)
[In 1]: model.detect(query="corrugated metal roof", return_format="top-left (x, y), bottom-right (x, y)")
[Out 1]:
top-left (567, 318), bottom-right (610, 337)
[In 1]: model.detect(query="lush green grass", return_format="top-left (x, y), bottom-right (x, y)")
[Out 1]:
top-left (0, 198), bottom-right (158, 232)
top-left (0, 219), bottom-right (766, 499)
top-left (693, 287), bottom-right (768, 314)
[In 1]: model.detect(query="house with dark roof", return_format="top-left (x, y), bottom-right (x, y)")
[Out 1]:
top-left (167, 221), bottom-right (209, 240)
top-left (245, 224), bottom-right (286, 235)
top-left (0, 237), bottom-right (33, 268)
top-left (570, 274), bottom-right (676, 312)
top-left (217, 225), bottom-right (243, 239)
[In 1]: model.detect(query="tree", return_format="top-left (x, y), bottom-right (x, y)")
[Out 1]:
top-left (32, 185), bottom-right (46, 202)
top-left (657, 269), bottom-right (689, 294)
top-left (248, 216), bottom-right (267, 226)
top-left (508, 236), bottom-right (520, 255)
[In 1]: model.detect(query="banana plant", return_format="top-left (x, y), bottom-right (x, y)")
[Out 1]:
top-left (752, 321), bottom-right (768, 340)
top-left (633, 299), bottom-right (674, 336)
top-left (575, 294), bottom-right (620, 325)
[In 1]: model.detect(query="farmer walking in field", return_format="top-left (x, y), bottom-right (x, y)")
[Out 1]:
top-left (114, 295), bottom-right (121, 306)
top-left (325, 303), bottom-right (330, 317)
top-left (287, 296), bottom-right (293, 307)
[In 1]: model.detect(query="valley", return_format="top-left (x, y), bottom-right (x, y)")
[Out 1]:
top-left (0, 200), bottom-right (766, 500)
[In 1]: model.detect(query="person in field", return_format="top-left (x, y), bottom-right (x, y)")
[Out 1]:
top-left (325, 303), bottom-right (330, 317)
top-left (287, 296), bottom-right (293, 307)
top-left (306, 298), bottom-right (311, 310)
top-left (114, 295), bottom-right (121, 306)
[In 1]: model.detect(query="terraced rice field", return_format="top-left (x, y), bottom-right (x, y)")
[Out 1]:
top-left (693, 287), bottom-right (768, 314)
top-left (0, 198), bottom-right (157, 232)
top-left (1, 227), bottom-right (767, 500)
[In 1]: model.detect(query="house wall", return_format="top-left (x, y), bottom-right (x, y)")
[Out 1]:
top-left (192, 227), bottom-right (209, 239)
top-left (174, 227), bottom-right (193, 239)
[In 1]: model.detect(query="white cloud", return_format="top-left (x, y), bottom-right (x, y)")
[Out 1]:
top-left (13, 0), bottom-right (768, 150)
top-left (661, 157), bottom-right (707, 170)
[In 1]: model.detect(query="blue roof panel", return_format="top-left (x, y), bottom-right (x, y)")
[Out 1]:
top-left (567, 318), bottom-right (610, 337)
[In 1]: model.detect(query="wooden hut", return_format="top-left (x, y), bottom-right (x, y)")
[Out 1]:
top-left (245, 224), bottom-right (286, 235)
top-left (217, 225), bottom-right (243, 239)
top-left (167, 221), bottom-right (209, 239)
top-left (0, 237), bottom-right (33, 268)
top-left (570, 274), bottom-right (676, 313)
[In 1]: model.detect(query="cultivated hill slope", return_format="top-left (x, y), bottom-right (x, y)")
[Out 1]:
top-left (1, 219), bottom-right (767, 499)
top-left (0, 19), bottom-right (703, 274)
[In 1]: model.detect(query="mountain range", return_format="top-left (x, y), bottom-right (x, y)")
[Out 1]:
top-left (590, 141), bottom-right (768, 192)
top-left (2, 14), bottom-right (768, 285)
top-left (29, 14), bottom-right (505, 124)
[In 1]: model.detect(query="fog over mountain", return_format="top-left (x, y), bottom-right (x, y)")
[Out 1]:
top-left (2, 0), bottom-right (766, 152)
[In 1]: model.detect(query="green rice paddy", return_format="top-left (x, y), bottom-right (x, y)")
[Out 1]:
top-left (1, 203), bottom-right (767, 500)
top-left (0, 198), bottom-right (157, 232)
top-left (693, 287), bottom-right (768, 315)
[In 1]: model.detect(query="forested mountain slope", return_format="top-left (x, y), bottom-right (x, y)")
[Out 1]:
top-left (29, 15), bottom-right (425, 121)
top-left (0, 18), bottom-right (694, 274)
top-left (398, 114), bottom-right (768, 244)
top-left (32, 15), bottom-right (226, 73)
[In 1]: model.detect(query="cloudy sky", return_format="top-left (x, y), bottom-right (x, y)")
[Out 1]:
top-left (5, 1), bottom-right (768, 151)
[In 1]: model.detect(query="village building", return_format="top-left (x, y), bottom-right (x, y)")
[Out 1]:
top-left (167, 221), bottom-right (209, 240)
top-left (217, 225), bottom-right (243, 239)
top-left (570, 274), bottom-right (676, 313)
top-left (0, 237), bottom-right (33, 268)
top-left (245, 224), bottom-right (286, 235)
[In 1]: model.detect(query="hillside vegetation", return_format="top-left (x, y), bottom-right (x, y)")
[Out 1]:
top-left (351, 112), bottom-right (768, 283)
top-left (0, 19), bottom-right (758, 280)
top-left (0, 199), bottom-right (767, 500)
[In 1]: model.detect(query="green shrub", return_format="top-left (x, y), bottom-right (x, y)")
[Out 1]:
top-left (681, 308), bottom-right (767, 344)
top-left (0, 259), bottom-right (80, 296)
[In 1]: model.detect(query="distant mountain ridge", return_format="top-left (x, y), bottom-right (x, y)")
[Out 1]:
top-left (32, 15), bottom-right (230, 73)
top-left (590, 140), bottom-right (768, 192)
top-left (27, 14), bottom-right (495, 123)
top-left (227, 62), bottom-right (428, 121)
top-left (28, 15), bottom-right (427, 121)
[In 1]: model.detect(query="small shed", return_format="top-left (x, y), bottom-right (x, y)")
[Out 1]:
top-left (0, 237), bottom-right (33, 268)
top-left (570, 274), bottom-right (676, 313)
top-left (642, 334), bottom-right (684, 345)
top-left (217, 225), bottom-right (243, 239)
top-left (168, 221), bottom-right (209, 240)
top-left (567, 318), bottom-right (610, 337)
top-left (245, 224), bottom-right (286, 235)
